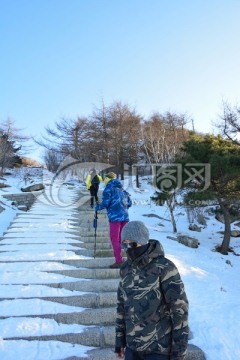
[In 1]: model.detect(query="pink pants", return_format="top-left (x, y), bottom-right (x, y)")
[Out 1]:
top-left (109, 221), bottom-right (128, 263)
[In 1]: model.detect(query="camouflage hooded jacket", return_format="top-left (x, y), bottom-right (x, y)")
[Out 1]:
top-left (116, 239), bottom-right (189, 359)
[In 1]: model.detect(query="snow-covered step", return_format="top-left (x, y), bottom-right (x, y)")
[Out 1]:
top-left (0, 237), bottom-right (82, 244)
top-left (0, 266), bottom-right (122, 284)
top-left (2, 233), bottom-right (81, 240)
top-left (0, 244), bottom-right (84, 252)
top-left (1, 328), bottom-right (206, 360)
top-left (1, 303), bottom-right (116, 326)
top-left (48, 278), bottom-right (120, 292)
top-left (0, 293), bottom-right (117, 308)
top-left (0, 298), bottom-right (89, 318)
top-left (74, 248), bottom-right (116, 257)
top-left (0, 339), bottom-right (97, 360)
top-left (3, 325), bottom-right (116, 346)
top-left (3, 228), bottom-right (81, 235)
top-left (0, 317), bottom-right (95, 339)
top-left (47, 268), bottom-right (121, 280)
top-left (0, 250), bottom-right (91, 261)
top-left (0, 284), bottom-right (89, 298)
top-left (65, 345), bottom-right (205, 360)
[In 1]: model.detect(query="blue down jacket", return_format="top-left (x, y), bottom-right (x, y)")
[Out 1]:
top-left (95, 179), bottom-right (132, 222)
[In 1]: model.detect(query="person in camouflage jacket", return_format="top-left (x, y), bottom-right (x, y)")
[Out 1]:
top-left (115, 221), bottom-right (189, 360)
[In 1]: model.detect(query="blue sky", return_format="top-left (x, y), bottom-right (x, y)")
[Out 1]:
top-left (1, 0), bottom-right (240, 160)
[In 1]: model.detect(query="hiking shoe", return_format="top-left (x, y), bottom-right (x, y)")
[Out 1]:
top-left (109, 261), bottom-right (123, 269)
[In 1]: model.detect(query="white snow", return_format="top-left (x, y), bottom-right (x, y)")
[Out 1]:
top-left (0, 169), bottom-right (240, 359)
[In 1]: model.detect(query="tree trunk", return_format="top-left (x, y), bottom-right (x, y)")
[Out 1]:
top-left (167, 197), bottom-right (177, 233)
top-left (170, 208), bottom-right (177, 233)
top-left (135, 166), bottom-right (139, 188)
top-left (219, 200), bottom-right (231, 254)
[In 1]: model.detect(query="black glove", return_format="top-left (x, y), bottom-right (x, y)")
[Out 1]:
top-left (115, 347), bottom-right (122, 354)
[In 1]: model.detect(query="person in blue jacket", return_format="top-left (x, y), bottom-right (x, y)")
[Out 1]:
top-left (95, 172), bottom-right (132, 268)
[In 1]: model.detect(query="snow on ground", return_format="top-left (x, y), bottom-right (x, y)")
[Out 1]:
top-left (0, 168), bottom-right (240, 359)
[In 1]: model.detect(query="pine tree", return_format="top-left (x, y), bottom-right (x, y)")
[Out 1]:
top-left (178, 133), bottom-right (240, 254)
top-left (0, 133), bottom-right (22, 174)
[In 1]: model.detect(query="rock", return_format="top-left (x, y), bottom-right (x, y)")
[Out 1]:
top-left (21, 183), bottom-right (45, 192)
top-left (215, 213), bottom-right (225, 223)
top-left (0, 183), bottom-right (10, 188)
top-left (143, 213), bottom-right (162, 219)
top-left (189, 224), bottom-right (202, 232)
top-left (215, 211), bottom-right (240, 224)
top-left (167, 236), bottom-right (178, 242)
top-left (167, 235), bottom-right (199, 248)
top-left (143, 213), bottom-right (171, 221)
top-left (17, 205), bottom-right (28, 211)
top-left (231, 230), bottom-right (240, 237)
top-left (177, 235), bottom-right (199, 248)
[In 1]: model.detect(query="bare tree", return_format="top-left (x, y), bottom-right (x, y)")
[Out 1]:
top-left (142, 112), bottom-right (189, 165)
top-left (34, 117), bottom-right (91, 162)
top-left (107, 101), bottom-right (142, 177)
top-left (218, 101), bottom-right (240, 145)
top-left (88, 100), bottom-right (142, 177)
top-left (142, 112), bottom-right (190, 232)
top-left (43, 149), bottom-right (64, 172)
top-left (88, 100), bottom-right (112, 163)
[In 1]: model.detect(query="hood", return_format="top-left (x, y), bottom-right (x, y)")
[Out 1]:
top-left (127, 239), bottom-right (165, 267)
top-left (147, 239), bottom-right (165, 258)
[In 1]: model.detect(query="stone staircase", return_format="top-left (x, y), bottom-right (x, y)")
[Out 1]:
top-left (0, 188), bottom-right (206, 360)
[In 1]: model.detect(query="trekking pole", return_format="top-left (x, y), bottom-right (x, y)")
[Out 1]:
top-left (93, 210), bottom-right (98, 258)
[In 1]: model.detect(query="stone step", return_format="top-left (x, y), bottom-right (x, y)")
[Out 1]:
top-left (0, 293), bottom-right (117, 307)
top-left (3, 229), bottom-right (81, 236)
top-left (2, 328), bottom-right (205, 359)
top-left (2, 308), bottom-right (116, 326)
top-left (75, 217), bottom-right (108, 227)
top-left (60, 258), bottom-right (122, 268)
top-left (77, 242), bottom-right (112, 250)
top-left (79, 230), bottom-right (109, 237)
top-left (0, 241), bottom-right (81, 250)
top-left (47, 268), bottom-right (120, 279)
top-left (0, 257), bottom-right (118, 267)
top-left (77, 236), bottom-right (109, 242)
top-left (74, 249), bottom-right (116, 257)
top-left (62, 344), bottom-right (205, 360)
top-left (0, 236), bottom-right (82, 243)
top-left (2, 326), bottom-right (115, 346)
top-left (77, 214), bottom-right (108, 221)
top-left (65, 348), bottom-right (118, 360)
top-left (0, 238), bottom-right (82, 244)
top-left (0, 243), bottom-right (85, 250)
top-left (0, 246), bottom-right (91, 258)
top-left (49, 278), bottom-right (119, 292)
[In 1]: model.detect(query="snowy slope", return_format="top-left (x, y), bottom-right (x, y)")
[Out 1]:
top-left (0, 169), bottom-right (240, 360)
